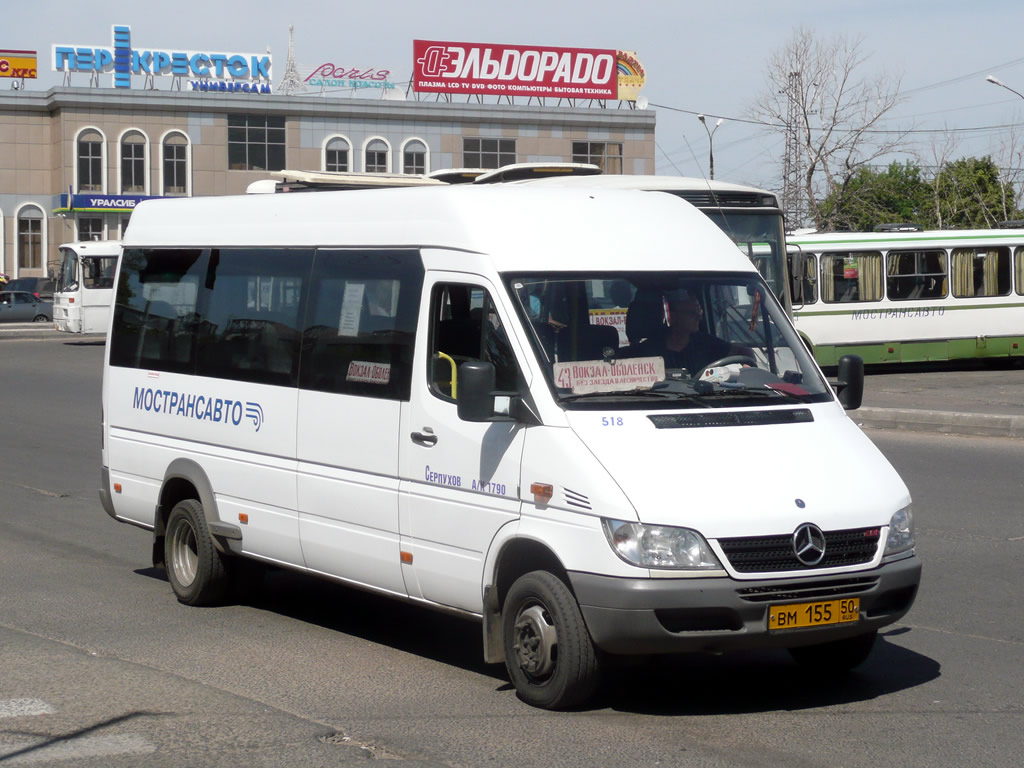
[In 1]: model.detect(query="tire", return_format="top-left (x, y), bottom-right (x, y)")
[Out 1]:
top-left (33, 314), bottom-right (49, 323)
top-left (788, 629), bottom-right (878, 673)
top-left (502, 571), bottom-right (600, 709)
top-left (164, 499), bottom-right (229, 606)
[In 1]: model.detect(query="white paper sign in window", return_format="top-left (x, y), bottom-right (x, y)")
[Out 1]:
top-left (553, 357), bottom-right (665, 394)
top-left (338, 282), bottom-right (365, 336)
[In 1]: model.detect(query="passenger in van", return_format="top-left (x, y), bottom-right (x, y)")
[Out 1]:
top-left (631, 289), bottom-right (752, 374)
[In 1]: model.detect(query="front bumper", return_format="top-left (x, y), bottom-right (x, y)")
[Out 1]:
top-left (569, 555), bottom-right (921, 655)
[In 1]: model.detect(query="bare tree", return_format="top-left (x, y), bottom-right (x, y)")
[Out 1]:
top-left (991, 122), bottom-right (1024, 223)
top-left (751, 27), bottom-right (909, 229)
top-left (920, 131), bottom-right (962, 229)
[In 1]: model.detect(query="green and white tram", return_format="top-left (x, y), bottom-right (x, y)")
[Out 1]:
top-left (788, 228), bottom-right (1024, 366)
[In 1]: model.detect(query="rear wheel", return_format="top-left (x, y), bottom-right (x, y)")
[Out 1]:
top-left (164, 499), bottom-right (229, 606)
top-left (788, 629), bottom-right (878, 673)
top-left (33, 314), bottom-right (49, 323)
top-left (502, 571), bottom-right (600, 709)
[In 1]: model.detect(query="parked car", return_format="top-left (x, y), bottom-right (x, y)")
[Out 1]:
top-left (0, 291), bottom-right (53, 323)
top-left (3, 277), bottom-right (56, 300)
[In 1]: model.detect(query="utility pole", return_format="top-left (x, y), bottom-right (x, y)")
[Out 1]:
top-left (782, 71), bottom-right (805, 227)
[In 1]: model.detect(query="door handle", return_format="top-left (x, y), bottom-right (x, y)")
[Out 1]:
top-left (411, 430), bottom-right (438, 447)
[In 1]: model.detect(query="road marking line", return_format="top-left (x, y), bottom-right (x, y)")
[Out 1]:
top-left (0, 699), bottom-right (56, 718)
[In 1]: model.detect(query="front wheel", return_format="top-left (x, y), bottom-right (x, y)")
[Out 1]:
top-left (164, 499), bottom-right (229, 606)
top-left (502, 571), bottom-right (600, 709)
top-left (788, 629), bottom-right (878, 673)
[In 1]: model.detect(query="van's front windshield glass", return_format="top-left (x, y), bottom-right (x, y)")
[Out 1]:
top-left (505, 271), bottom-right (831, 409)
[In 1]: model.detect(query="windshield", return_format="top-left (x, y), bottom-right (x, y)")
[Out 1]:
top-left (56, 249), bottom-right (78, 293)
top-left (506, 271), bottom-right (831, 409)
top-left (701, 211), bottom-right (788, 308)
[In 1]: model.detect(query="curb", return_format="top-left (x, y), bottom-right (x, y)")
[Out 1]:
top-left (854, 406), bottom-right (1024, 439)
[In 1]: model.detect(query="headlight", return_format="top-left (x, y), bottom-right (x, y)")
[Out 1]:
top-left (884, 505), bottom-right (915, 556)
top-left (601, 518), bottom-right (722, 570)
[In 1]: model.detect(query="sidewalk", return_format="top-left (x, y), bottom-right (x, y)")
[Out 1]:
top-left (856, 360), bottom-right (1024, 439)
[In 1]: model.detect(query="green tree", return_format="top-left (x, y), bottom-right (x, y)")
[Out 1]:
top-left (931, 156), bottom-right (1018, 229)
top-left (816, 161), bottom-right (932, 231)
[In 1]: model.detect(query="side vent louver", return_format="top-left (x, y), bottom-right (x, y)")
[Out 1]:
top-left (563, 488), bottom-right (592, 510)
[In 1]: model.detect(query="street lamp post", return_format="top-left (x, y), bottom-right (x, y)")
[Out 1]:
top-left (697, 114), bottom-right (724, 180)
top-left (986, 75), bottom-right (1024, 102)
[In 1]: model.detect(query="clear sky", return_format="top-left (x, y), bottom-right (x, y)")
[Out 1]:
top-left (7, 0), bottom-right (1024, 192)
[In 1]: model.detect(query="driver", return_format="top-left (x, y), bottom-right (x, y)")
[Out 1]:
top-left (657, 290), bottom-right (751, 374)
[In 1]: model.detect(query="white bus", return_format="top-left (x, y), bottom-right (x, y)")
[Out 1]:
top-left (788, 228), bottom-right (1024, 366)
top-left (53, 240), bottom-right (121, 334)
top-left (100, 185), bottom-right (918, 709)
top-left (511, 173), bottom-right (792, 314)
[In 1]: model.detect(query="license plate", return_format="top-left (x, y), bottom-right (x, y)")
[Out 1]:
top-left (768, 598), bottom-right (860, 630)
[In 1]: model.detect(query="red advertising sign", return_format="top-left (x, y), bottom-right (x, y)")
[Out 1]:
top-left (0, 49), bottom-right (38, 79)
top-left (413, 39), bottom-right (617, 99)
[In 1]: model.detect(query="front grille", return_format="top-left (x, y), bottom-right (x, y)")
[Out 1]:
top-left (736, 576), bottom-right (879, 603)
top-left (718, 527), bottom-right (881, 573)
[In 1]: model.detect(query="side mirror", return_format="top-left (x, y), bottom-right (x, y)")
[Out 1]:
top-left (835, 354), bottom-right (864, 411)
top-left (457, 360), bottom-right (499, 422)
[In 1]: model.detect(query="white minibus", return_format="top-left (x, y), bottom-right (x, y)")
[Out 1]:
top-left (53, 240), bottom-right (121, 334)
top-left (99, 185), bottom-right (919, 709)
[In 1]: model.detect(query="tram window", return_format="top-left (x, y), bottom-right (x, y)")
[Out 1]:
top-left (886, 249), bottom-right (947, 301)
top-left (821, 251), bottom-right (882, 303)
top-left (951, 247), bottom-right (1011, 298)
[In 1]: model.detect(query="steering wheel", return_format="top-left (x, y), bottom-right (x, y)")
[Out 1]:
top-left (695, 355), bottom-right (756, 381)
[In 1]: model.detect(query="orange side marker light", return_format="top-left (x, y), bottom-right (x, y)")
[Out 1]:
top-left (531, 483), bottom-right (553, 504)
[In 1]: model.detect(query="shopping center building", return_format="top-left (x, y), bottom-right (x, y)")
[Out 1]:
top-left (0, 35), bottom-right (655, 279)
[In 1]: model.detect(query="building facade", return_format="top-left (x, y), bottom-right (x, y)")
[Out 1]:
top-left (0, 87), bottom-right (656, 278)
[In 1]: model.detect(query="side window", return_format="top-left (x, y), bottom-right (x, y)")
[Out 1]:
top-left (299, 250), bottom-right (423, 400)
top-left (109, 248), bottom-right (206, 373)
top-left (821, 251), bottom-right (883, 303)
top-left (196, 249), bottom-right (313, 387)
top-left (886, 249), bottom-right (947, 300)
top-left (429, 283), bottom-right (519, 401)
top-left (788, 252), bottom-right (817, 304)
top-left (84, 257), bottom-right (118, 289)
top-left (951, 247), bottom-right (1011, 298)
top-left (1017, 247), bottom-right (1024, 296)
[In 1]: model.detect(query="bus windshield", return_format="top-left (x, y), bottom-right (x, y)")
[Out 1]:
top-left (56, 248), bottom-right (79, 293)
top-left (506, 270), bottom-right (830, 409)
top-left (701, 211), bottom-right (788, 305)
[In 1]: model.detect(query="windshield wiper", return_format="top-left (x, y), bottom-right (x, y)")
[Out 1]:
top-left (692, 384), bottom-right (808, 403)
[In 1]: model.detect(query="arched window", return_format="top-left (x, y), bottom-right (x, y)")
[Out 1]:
top-left (401, 139), bottom-right (428, 175)
top-left (324, 136), bottom-right (351, 172)
top-left (363, 138), bottom-right (390, 173)
top-left (120, 130), bottom-right (148, 194)
top-left (162, 131), bottom-right (190, 196)
top-left (77, 128), bottom-right (105, 193)
top-left (16, 204), bottom-right (45, 271)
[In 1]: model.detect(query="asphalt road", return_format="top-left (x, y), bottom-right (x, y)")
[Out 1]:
top-left (1, 337), bottom-right (1022, 767)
